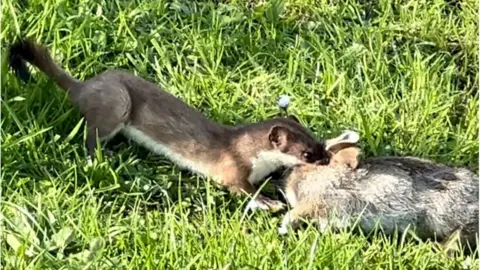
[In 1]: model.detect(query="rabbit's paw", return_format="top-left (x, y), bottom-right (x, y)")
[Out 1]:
top-left (317, 218), bottom-right (329, 233)
top-left (278, 210), bottom-right (298, 235)
top-left (278, 225), bottom-right (289, 235)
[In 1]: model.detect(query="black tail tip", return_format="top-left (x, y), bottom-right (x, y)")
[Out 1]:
top-left (8, 39), bottom-right (36, 84)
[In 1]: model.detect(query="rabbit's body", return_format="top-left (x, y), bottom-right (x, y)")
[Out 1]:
top-left (280, 155), bottom-right (479, 246)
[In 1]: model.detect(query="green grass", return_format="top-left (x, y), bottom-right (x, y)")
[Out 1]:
top-left (1, 0), bottom-right (479, 268)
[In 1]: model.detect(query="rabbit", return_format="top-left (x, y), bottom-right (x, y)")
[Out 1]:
top-left (277, 130), bottom-right (479, 250)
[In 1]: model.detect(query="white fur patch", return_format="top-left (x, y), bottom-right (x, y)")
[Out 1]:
top-left (285, 189), bottom-right (298, 208)
top-left (122, 126), bottom-right (210, 176)
top-left (317, 218), bottom-right (329, 233)
top-left (278, 225), bottom-right (289, 235)
top-left (244, 198), bottom-right (270, 213)
top-left (278, 211), bottom-right (293, 235)
top-left (248, 150), bottom-right (303, 185)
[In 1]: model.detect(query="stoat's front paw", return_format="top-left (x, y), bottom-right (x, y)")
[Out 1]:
top-left (244, 198), bottom-right (269, 213)
top-left (244, 196), bottom-right (285, 213)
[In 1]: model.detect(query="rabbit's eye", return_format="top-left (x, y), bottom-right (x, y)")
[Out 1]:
top-left (302, 151), bottom-right (313, 161)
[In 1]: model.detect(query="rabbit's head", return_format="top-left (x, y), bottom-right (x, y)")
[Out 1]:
top-left (324, 130), bottom-right (361, 169)
top-left (281, 130), bottom-right (362, 209)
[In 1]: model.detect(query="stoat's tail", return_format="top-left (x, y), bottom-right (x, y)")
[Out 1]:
top-left (8, 39), bottom-right (80, 91)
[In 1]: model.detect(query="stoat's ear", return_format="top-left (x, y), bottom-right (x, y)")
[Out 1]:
top-left (268, 125), bottom-right (290, 150)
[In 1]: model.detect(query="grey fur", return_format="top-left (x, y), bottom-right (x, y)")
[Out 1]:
top-left (280, 152), bottom-right (478, 248)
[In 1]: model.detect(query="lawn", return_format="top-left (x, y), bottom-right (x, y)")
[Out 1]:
top-left (1, 0), bottom-right (479, 269)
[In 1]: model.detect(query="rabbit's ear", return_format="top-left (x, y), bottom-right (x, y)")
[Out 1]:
top-left (325, 130), bottom-right (360, 152)
top-left (330, 147), bottom-right (361, 169)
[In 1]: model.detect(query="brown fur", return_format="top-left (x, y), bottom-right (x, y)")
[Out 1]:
top-left (8, 39), bottom-right (329, 211)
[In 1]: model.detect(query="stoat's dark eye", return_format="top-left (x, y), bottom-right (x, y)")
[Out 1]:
top-left (302, 151), bottom-right (313, 161)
